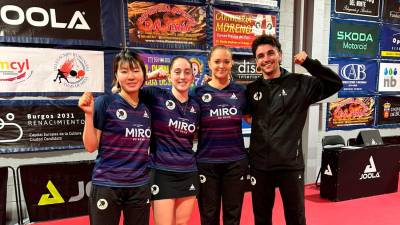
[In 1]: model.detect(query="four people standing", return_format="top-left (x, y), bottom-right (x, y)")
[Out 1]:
top-left (80, 33), bottom-right (342, 225)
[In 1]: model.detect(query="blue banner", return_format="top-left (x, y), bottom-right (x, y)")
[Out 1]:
top-left (380, 24), bottom-right (400, 58)
top-left (0, 100), bottom-right (84, 153)
top-left (329, 58), bottom-right (378, 96)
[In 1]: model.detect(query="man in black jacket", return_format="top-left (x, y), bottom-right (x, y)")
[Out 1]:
top-left (245, 35), bottom-right (343, 225)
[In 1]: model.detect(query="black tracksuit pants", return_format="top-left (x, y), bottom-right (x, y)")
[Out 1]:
top-left (197, 158), bottom-right (248, 225)
top-left (251, 168), bottom-right (306, 225)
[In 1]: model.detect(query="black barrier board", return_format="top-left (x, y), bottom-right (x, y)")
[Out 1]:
top-left (19, 161), bottom-right (94, 222)
top-left (0, 167), bottom-right (7, 225)
top-left (320, 145), bottom-right (400, 201)
top-left (0, 101), bottom-right (85, 153)
top-left (0, 0), bottom-right (101, 41)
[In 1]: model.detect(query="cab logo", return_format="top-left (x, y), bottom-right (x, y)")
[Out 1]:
top-left (340, 64), bottom-right (367, 81)
top-left (38, 180), bottom-right (91, 206)
top-left (53, 52), bottom-right (89, 88)
top-left (0, 58), bottom-right (32, 82)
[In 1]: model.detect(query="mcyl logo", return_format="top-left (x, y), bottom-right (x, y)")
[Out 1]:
top-left (359, 156), bottom-right (380, 180)
top-left (383, 66), bottom-right (398, 88)
top-left (38, 180), bottom-right (92, 206)
top-left (0, 58), bottom-right (32, 82)
top-left (53, 52), bottom-right (89, 87)
top-left (0, 5), bottom-right (90, 30)
top-left (340, 64), bottom-right (367, 80)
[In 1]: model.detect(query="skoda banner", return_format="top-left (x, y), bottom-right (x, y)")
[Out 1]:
top-left (328, 58), bottom-right (377, 96)
top-left (19, 161), bottom-right (94, 222)
top-left (0, 100), bottom-right (84, 154)
top-left (333, 0), bottom-right (381, 18)
top-left (0, 167), bottom-right (7, 225)
top-left (232, 54), bottom-right (261, 85)
top-left (327, 97), bottom-right (375, 130)
top-left (378, 62), bottom-right (400, 92)
top-left (380, 24), bottom-right (400, 58)
top-left (383, 0), bottom-right (400, 23)
top-left (376, 96), bottom-right (400, 127)
top-left (329, 19), bottom-right (379, 58)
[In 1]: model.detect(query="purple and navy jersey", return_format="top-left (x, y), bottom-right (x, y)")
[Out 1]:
top-left (193, 82), bottom-right (247, 163)
top-left (141, 87), bottom-right (200, 173)
top-left (92, 94), bottom-right (151, 188)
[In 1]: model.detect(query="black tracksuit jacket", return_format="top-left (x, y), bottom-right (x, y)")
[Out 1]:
top-left (245, 57), bottom-right (343, 171)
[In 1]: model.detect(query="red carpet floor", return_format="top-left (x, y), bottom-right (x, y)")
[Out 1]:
top-left (34, 181), bottom-right (400, 225)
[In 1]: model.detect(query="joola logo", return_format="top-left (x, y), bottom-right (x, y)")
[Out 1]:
top-left (359, 156), bottom-right (380, 180)
top-left (38, 180), bottom-right (91, 206)
top-left (0, 5), bottom-right (90, 30)
top-left (210, 107), bottom-right (238, 117)
top-left (168, 118), bottom-right (196, 133)
top-left (340, 64), bottom-right (367, 80)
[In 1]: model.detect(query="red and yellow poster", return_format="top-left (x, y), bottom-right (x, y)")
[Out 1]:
top-left (213, 9), bottom-right (277, 49)
top-left (128, 2), bottom-right (206, 49)
top-left (327, 97), bottom-right (375, 130)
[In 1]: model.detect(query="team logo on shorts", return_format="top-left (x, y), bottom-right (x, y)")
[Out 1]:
top-left (97, 199), bottom-right (108, 210)
top-left (250, 176), bottom-right (257, 186)
top-left (116, 109), bottom-right (127, 120)
top-left (199, 174), bottom-right (206, 183)
top-left (202, 93), bottom-right (212, 103)
top-left (151, 185), bottom-right (160, 195)
top-left (166, 100), bottom-right (176, 110)
top-left (253, 92), bottom-right (262, 101)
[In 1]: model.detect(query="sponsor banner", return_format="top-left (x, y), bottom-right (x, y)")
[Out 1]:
top-left (0, 47), bottom-right (104, 95)
top-left (333, 0), bottom-right (381, 18)
top-left (383, 0), bottom-right (400, 23)
top-left (213, 8), bottom-right (277, 49)
top-left (127, 1), bottom-right (206, 49)
top-left (0, 101), bottom-right (84, 153)
top-left (0, 0), bottom-right (102, 42)
top-left (378, 62), bottom-right (400, 92)
top-left (327, 97), bottom-right (375, 130)
top-left (329, 19), bottom-right (379, 58)
top-left (380, 24), bottom-right (400, 58)
top-left (328, 58), bottom-right (377, 96)
top-left (232, 54), bottom-right (261, 85)
top-left (212, 0), bottom-right (279, 9)
top-left (0, 167), bottom-right (7, 225)
top-left (19, 161), bottom-right (94, 222)
top-left (376, 96), bottom-right (400, 126)
top-left (139, 51), bottom-right (207, 88)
